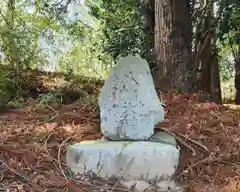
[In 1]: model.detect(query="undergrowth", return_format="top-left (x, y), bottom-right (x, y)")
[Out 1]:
top-left (0, 68), bottom-right (102, 110)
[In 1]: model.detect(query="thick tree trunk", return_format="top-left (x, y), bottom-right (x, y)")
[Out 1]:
top-left (153, 0), bottom-right (192, 92)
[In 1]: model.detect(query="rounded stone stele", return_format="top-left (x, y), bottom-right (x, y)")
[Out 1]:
top-left (98, 56), bottom-right (164, 140)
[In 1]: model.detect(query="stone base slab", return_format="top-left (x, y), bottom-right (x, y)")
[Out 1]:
top-left (66, 140), bottom-right (180, 182)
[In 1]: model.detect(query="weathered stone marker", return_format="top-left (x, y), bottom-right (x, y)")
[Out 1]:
top-left (66, 56), bottom-right (181, 192)
top-left (98, 55), bottom-right (164, 140)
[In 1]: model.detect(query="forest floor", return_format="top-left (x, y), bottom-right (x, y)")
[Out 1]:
top-left (0, 92), bottom-right (240, 192)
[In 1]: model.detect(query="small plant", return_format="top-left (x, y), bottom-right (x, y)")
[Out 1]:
top-left (78, 94), bottom-right (98, 106)
top-left (36, 92), bottom-right (64, 105)
top-left (7, 97), bottom-right (25, 108)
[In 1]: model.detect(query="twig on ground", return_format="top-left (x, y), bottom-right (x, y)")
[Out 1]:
top-left (45, 106), bottom-right (59, 123)
top-left (108, 186), bottom-right (131, 192)
top-left (111, 179), bottom-right (121, 192)
top-left (43, 133), bottom-right (61, 170)
top-left (176, 137), bottom-right (197, 156)
top-left (43, 134), bottom-right (69, 167)
top-left (177, 154), bottom-right (213, 178)
top-left (70, 178), bottom-right (111, 191)
top-left (0, 185), bottom-right (27, 192)
top-left (0, 159), bottom-right (31, 184)
top-left (57, 136), bottom-right (71, 179)
top-left (156, 127), bottom-right (197, 156)
top-left (157, 127), bottom-right (209, 154)
top-left (177, 132), bottom-right (209, 152)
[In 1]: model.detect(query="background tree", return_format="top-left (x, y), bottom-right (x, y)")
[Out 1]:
top-left (153, 0), bottom-right (193, 93)
top-left (217, 0), bottom-right (239, 103)
top-left (192, 0), bottom-right (223, 103)
top-left (0, 0), bottom-right (239, 107)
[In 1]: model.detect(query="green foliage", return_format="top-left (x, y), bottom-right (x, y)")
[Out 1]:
top-left (218, 39), bottom-right (235, 81)
top-left (7, 97), bottom-right (25, 108)
top-left (217, 0), bottom-right (239, 80)
top-left (0, 0), bottom-right (239, 106)
top-left (87, 0), bottom-right (153, 66)
top-left (37, 92), bottom-right (64, 105)
top-left (218, 0), bottom-right (240, 42)
top-left (58, 25), bottom-right (113, 78)
top-left (216, 0), bottom-right (240, 101)
top-left (0, 0), bottom-right (153, 78)
top-left (0, 0), bottom-right (45, 68)
top-left (218, 0), bottom-right (239, 59)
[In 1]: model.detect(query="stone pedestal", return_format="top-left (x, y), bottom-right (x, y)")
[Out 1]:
top-left (66, 140), bottom-right (180, 181)
top-left (66, 56), bottom-right (181, 191)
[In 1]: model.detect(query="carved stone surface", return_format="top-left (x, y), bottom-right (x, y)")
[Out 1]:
top-left (98, 56), bottom-right (164, 140)
top-left (66, 140), bottom-right (180, 182)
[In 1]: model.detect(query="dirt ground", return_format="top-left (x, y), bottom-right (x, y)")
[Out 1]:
top-left (0, 93), bottom-right (240, 192)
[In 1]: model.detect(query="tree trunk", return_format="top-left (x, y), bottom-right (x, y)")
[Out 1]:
top-left (198, 0), bottom-right (213, 94)
top-left (210, 46), bottom-right (222, 103)
top-left (139, 0), bottom-right (155, 68)
top-left (194, 0), bottom-right (222, 103)
top-left (196, 0), bottom-right (221, 103)
top-left (153, 0), bottom-right (192, 93)
top-left (235, 52), bottom-right (240, 104)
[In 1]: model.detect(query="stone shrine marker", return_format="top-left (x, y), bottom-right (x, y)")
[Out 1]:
top-left (66, 56), bottom-right (181, 191)
top-left (98, 55), bottom-right (165, 140)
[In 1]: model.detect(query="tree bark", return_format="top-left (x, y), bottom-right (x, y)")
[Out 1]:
top-left (210, 46), bottom-right (222, 103)
top-left (153, 0), bottom-right (192, 92)
top-left (195, 0), bottom-right (222, 103)
top-left (139, 0), bottom-right (155, 67)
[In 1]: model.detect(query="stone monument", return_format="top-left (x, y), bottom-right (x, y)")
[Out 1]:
top-left (98, 56), bottom-right (165, 140)
top-left (66, 56), bottom-right (181, 191)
